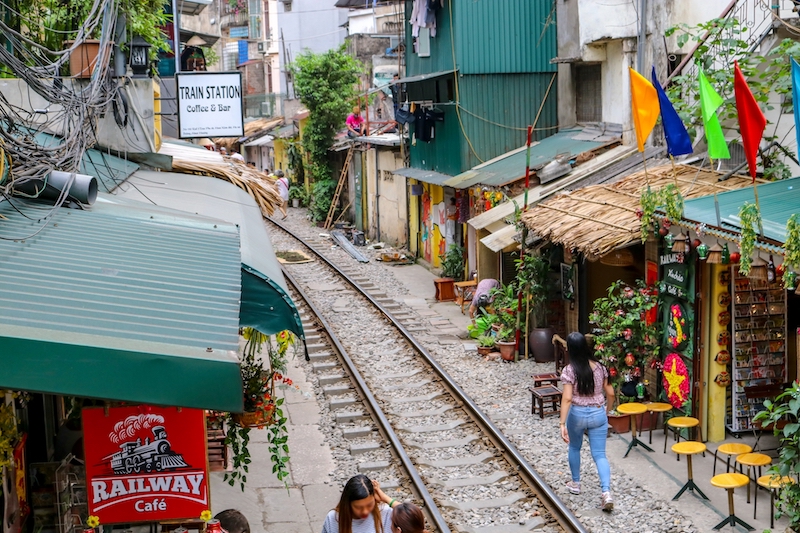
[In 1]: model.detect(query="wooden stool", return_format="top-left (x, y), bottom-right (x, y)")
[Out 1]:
top-left (643, 402), bottom-right (672, 445)
top-left (454, 280), bottom-right (477, 314)
top-left (710, 473), bottom-right (754, 531)
top-left (735, 452), bottom-right (772, 504)
top-left (671, 441), bottom-right (709, 500)
top-left (756, 474), bottom-right (794, 528)
top-left (616, 402), bottom-right (654, 457)
top-left (531, 372), bottom-right (560, 387)
top-left (713, 443), bottom-right (752, 476)
top-left (664, 416), bottom-right (701, 461)
top-left (529, 385), bottom-right (562, 419)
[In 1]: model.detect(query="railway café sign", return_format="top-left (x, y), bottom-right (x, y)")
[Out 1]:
top-left (176, 71), bottom-right (244, 139)
top-left (83, 406), bottom-right (209, 524)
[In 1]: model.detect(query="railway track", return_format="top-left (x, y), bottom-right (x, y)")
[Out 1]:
top-left (270, 219), bottom-right (586, 533)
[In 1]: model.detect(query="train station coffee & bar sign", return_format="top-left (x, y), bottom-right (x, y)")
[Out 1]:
top-left (83, 406), bottom-right (209, 524)
top-left (176, 71), bottom-right (244, 139)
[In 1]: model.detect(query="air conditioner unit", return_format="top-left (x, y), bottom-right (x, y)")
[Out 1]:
top-left (257, 41), bottom-right (270, 53)
top-left (261, 102), bottom-right (273, 116)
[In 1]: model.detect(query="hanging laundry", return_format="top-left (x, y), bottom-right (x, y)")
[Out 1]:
top-left (411, 0), bottom-right (443, 38)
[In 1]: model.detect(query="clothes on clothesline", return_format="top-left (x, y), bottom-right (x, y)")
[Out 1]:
top-left (410, 0), bottom-right (443, 38)
top-left (413, 108), bottom-right (445, 143)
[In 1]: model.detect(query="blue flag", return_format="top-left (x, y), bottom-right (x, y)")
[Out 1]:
top-left (792, 59), bottom-right (800, 160)
top-left (651, 67), bottom-right (693, 157)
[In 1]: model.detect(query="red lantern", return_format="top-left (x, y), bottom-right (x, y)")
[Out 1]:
top-left (609, 367), bottom-right (618, 378)
top-left (659, 227), bottom-right (669, 237)
top-left (692, 239), bottom-right (702, 249)
top-left (625, 353), bottom-right (636, 367)
top-left (776, 263), bottom-right (785, 277)
top-left (729, 252), bottom-right (741, 264)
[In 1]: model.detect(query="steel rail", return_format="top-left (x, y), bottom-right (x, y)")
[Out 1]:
top-left (268, 218), bottom-right (587, 533)
top-left (280, 266), bottom-right (452, 533)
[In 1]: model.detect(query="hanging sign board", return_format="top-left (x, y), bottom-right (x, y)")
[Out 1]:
top-left (176, 71), bottom-right (244, 138)
top-left (83, 406), bottom-right (209, 524)
top-left (660, 252), bottom-right (690, 300)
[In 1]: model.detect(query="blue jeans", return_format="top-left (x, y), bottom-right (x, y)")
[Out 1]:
top-left (566, 405), bottom-right (611, 492)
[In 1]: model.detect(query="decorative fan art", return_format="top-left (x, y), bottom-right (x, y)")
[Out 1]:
top-left (666, 303), bottom-right (689, 351)
top-left (662, 353), bottom-right (690, 409)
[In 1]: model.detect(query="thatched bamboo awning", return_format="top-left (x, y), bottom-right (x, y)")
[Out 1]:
top-left (521, 164), bottom-right (755, 261)
top-left (215, 117), bottom-right (284, 152)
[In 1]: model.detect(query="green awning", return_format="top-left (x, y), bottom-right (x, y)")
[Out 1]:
top-left (446, 129), bottom-right (610, 189)
top-left (120, 170), bottom-right (304, 337)
top-left (0, 196), bottom-right (243, 411)
top-left (681, 177), bottom-right (800, 244)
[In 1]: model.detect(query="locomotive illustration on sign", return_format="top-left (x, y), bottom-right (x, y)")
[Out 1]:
top-left (107, 425), bottom-right (189, 475)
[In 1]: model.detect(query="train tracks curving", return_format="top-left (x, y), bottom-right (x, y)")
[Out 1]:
top-left (269, 219), bottom-right (586, 533)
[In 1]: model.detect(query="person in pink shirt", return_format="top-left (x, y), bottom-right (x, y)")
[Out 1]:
top-left (346, 106), bottom-right (366, 138)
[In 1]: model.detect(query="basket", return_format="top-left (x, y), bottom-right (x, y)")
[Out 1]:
top-left (232, 409), bottom-right (274, 428)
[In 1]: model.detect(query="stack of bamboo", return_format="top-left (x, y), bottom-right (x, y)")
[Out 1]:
top-left (521, 164), bottom-right (755, 261)
top-left (171, 158), bottom-right (282, 217)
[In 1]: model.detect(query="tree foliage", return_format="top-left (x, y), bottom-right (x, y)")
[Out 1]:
top-left (290, 46), bottom-right (361, 222)
top-left (666, 18), bottom-right (800, 178)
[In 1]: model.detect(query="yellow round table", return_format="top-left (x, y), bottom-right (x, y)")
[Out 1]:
top-left (735, 453), bottom-right (772, 504)
top-left (710, 473), bottom-right (753, 531)
top-left (756, 475), bottom-right (794, 528)
top-left (671, 441), bottom-right (709, 501)
top-left (643, 402), bottom-right (672, 445)
top-left (664, 416), bottom-right (701, 458)
top-left (616, 402), bottom-right (654, 457)
top-left (714, 442), bottom-right (752, 476)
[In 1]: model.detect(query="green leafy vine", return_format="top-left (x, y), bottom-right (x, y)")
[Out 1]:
top-left (638, 184), bottom-right (684, 242)
top-left (639, 186), bottom-right (659, 243)
top-left (784, 214), bottom-right (800, 285)
top-left (662, 184), bottom-right (684, 222)
top-left (738, 202), bottom-right (761, 276)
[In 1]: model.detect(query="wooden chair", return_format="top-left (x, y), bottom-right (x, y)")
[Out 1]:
top-left (552, 334), bottom-right (569, 374)
top-left (454, 279), bottom-right (478, 314)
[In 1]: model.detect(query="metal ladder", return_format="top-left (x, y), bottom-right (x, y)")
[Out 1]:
top-left (324, 145), bottom-right (354, 230)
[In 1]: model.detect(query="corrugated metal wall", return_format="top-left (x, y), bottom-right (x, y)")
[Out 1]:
top-left (458, 73), bottom-right (558, 170)
top-left (454, 0), bottom-right (557, 75)
top-left (409, 105), bottom-right (464, 177)
top-left (406, 0), bottom-right (557, 76)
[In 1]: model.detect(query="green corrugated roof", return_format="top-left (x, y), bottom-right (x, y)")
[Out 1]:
top-left (445, 129), bottom-right (608, 189)
top-left (393, 167), bottom-right (454, 186)
top-left (681, 177), bottom-right (800, 244)
top-left (0, 195), bottom-right (243, 410)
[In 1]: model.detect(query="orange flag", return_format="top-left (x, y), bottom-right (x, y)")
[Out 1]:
top-left (630, 68), bottom-right (660, 152)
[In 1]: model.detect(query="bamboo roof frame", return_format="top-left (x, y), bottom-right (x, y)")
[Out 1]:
top-left (521, 164), bottom-right (756, 261)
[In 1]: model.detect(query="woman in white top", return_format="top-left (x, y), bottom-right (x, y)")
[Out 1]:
top-left (274, 169), bottom-right (289, 220)
top-left (321, 475), bottom-right (397, 533)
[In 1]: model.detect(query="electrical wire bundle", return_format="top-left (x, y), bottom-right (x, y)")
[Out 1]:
top-left (0, 0), bottom-right (119, 211)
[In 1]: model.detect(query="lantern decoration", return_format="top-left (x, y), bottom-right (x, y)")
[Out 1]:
top-left (785, 271), bottom-right (798, 291)
top-left (662, 353), bottom-right (690, 408)
top-left (129, 35), bottom-right (152, 77)
top-left (659, 226), bottom-right (669, 237)
top-left (722, 243), bottom-right (731, 264)
top-left (747, 256), bottom-right (769, 281)
top-left (715, 350), bottom-right (731, 365)
top-left (713, 371), bottom-right (731, 387)
top-left (692, 238), bottom-right (702, 249)
top-left (729, 252), bottom-right (741, 264)
top-left (671, 232), bottom-right (687, 253)
top-left (624, 353), bottom-right (636, 367)
top-left (707, 243), bottom-right (723, 264)
top-left (664, 232), bottom-right (675, 248)
top-left (696, 242), bottom-right (709, 260)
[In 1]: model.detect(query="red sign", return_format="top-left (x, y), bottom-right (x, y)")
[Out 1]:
top-left (83, 406), bottom-right (209, 524)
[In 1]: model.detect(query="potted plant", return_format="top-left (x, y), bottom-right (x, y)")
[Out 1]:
top-left (495, 327), bottom-right (517, 361)
top-left (590, 280), bottom-right (660, 410)
top-left (223, 328), bottom-right (298, 490)
top-left (754, 382), bottom-right (800, 532)
top-left (516, 252), bottom-right (555, 362)
top-left (435, 244), bottom-right (465, 301)
top-left (289, 185), bottom-right (308, 208)
top-left (476, 334), bottom-right (495, 356)
top-left (467, 312), bottom-right (498, 339)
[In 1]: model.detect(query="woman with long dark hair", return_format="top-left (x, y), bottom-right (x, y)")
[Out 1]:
top-left (558, 332), bottom-right (616, 511)
top-left (321, 475), bottom-right (394, 533)
top-left (388, 502), bottom-right (428, 533)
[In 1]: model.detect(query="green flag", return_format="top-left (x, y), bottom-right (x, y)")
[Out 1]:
top-left (698, 69), bottom-right (730, 159)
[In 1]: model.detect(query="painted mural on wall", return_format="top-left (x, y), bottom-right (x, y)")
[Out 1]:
top-left (420, 185), bottom-right (446, 266)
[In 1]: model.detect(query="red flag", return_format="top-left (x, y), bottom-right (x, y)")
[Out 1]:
top-left (734, 61), bottom-right (766, 181)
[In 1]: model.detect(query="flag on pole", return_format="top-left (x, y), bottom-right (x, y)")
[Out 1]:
top-left (651, 67), bottom-right (693, 156)
top-left (630, 67), bottom-right (660, 152)
top-left (697, 68), bottom-right (730, 160)
top-left (733, 61), bottom-right (766, 181)
top-left (791, 58), bottom-right (800, 161)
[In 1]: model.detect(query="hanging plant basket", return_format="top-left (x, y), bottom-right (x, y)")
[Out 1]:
top-left (232, 408), bottom-right (274, 428)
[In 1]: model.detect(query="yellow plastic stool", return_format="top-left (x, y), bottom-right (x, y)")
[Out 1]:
top-left (664, 416), bottom-right (701, 461)
top-left (714, 443), bottom-right (752, 476)
top-left (711, 473), bottom-right (754, 531)
top-left (756, 474), bottom-right (794, 528)
top-left (671, 441), bottom-right (709, 501)
top-left (643, 402), bottom-right (672, 445)
top-left (735, 453), bottom-right (772, 503)
top-left (616, 402), bottom-right (654, 457)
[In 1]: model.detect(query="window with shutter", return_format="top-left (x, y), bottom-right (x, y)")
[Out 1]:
top-left (575, 64), bottom-right (602, 123)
